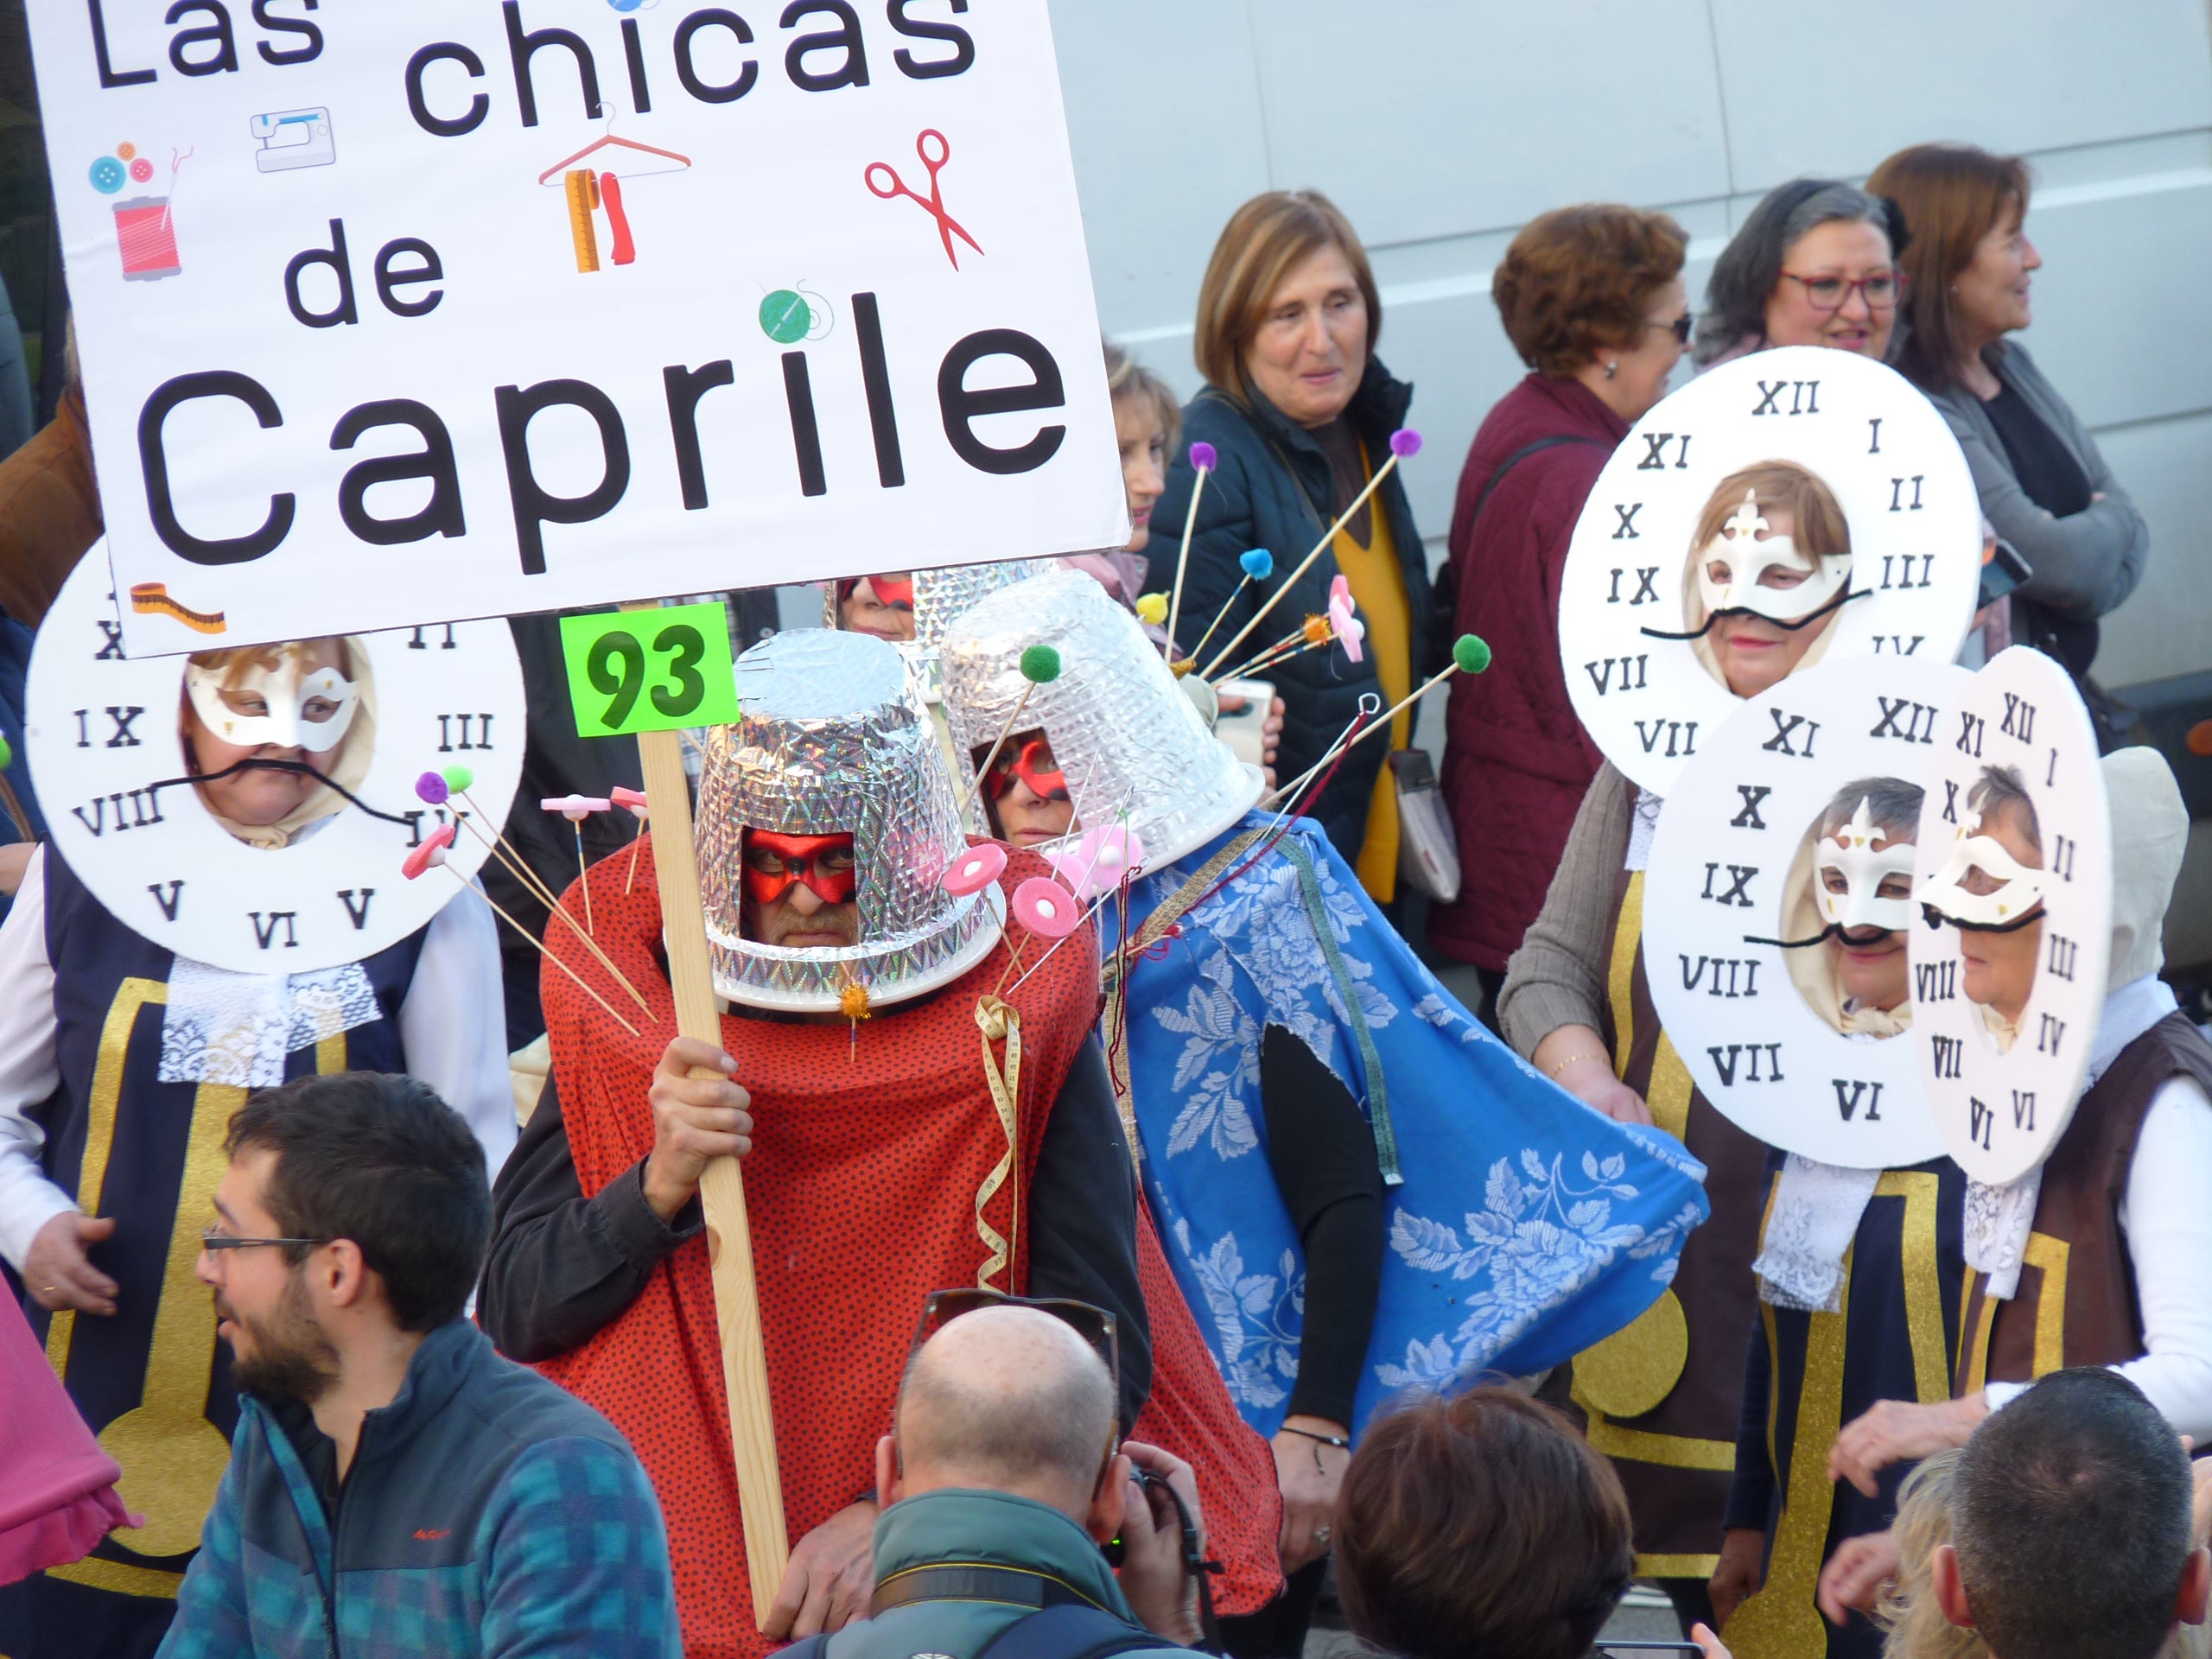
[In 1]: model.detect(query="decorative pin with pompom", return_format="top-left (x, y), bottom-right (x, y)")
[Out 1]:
top-left (955, 645), bottom-right (1063, 817)
top-left (1266, 632), bottom-right (1491, 810)
top-left (1203, 428), bottom-right (1422, 679)
top-left (840, 977), bottom-right (872, 1062)
top-left (543, 794), bottom-right (612, 931)
top-left (1177, 548), bottom-right (1272, 677)
top-left (1134, 592), bottom-right (1168, 628)
top-left (1163, 439), bottom-right (1218, 658)
top-left (611, 785), bottom-right (651, 894)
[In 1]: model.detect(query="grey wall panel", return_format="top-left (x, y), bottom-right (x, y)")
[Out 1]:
top-left (2082, 412), bottom-right (2212, 686)
top-left (1707, 0), bottom-right (2212, 192)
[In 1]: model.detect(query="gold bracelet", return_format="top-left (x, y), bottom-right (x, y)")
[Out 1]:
top-left (1546, 1050), bottom-right (1607, 1079)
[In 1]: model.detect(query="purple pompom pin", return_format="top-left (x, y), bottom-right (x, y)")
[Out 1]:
top-left (1388, 428), bottom-right (1422, 460)
top-left (1189, 441), bottom-right (1217, 472)
top-left (416, 771), bottom-right (450, 806)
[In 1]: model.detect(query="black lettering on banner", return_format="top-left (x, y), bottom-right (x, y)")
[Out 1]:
top-left (1970, 1095), bottom-right (1993, 1150)
top-left (138, 371), bottom-right (296, 565)
top-left (1611, 502), bottom-right (1642, 540)
top-left (674, 9), bottom-right (759, 103)
top-left (663, 360), bottom-right (736, 511)
top-left (621, 15), bottom-right (650, 109)
top-left (105, 705), bottom-right (144, 748)
top-left (149, 880), bottom-right (185, 922)
top-left (406, 42), bottom-right (491, 137)
top-left (1834, 1079), bottom-right (1885, 1122)
top-left (503, 0), bottom-right (605, 126)
top-left (2000, 692), bottom-right (2037, 745)
top-left (888, 0), bottom-right (975, 79)
top-left (168, 2), bottom-right (240, 76)
top-left (1942, 779), bottom-right (1960, 824)
top-left (781, 0), bottom-right (871, 92)
top-left (1752, 381), bottom-right (1785, 416)
top-left (1866, 417), bottom-right (1882, 454)
top-left (1956, 711), bottom-right (1985, 759)
top-left (373, 238), bottom-right (444, 318)
top-left (938, 330), bottom-right (1066, 474)
top-left (781, 351), bottom-right (827, 496)
top-left (1915, 959), bottom-right (1957, 1002)
top-left (1872, 634), bottom-right (1925, 656)
top-left (493, 378), bottom-right (632, 575)
top-left (852, 291), bottom-right (906, 487)
top-left (339, 888), bottom-right (374, 930)
top-left (285, 219), bottom-right (359, 328)
top-left (1732, 785), bottom-right (1770, 830)
top-left (90, 0), bottom-right (160, 86)
top-left (1932, 1033), bottom-right (1964, 1079)
top-left (96, 620), bottom-right (124, 660)
top-left (2037, 1013), bottom-right (2066, 1057)
top-left (1700, 862), bottom-right (1756, 909)
top-left (1630, 566), bottom-right (1658, 604)
top-left (331, 400), bottom-right (466, 545)
top-left (2046, 933), bottom-right (2077, 982)
top-left (1760, 709), bottom-right (1819, 758)
top-left (251, 911), bottom-right (301, 950)
top-left (2052, 834), bottom-right (2075, 882)
top-left (408, 625), bottom-right (458, 651)
top-left (2012, 1089), bottom-right (2036, 1132)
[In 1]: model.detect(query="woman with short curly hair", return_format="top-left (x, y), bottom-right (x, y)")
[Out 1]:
top-left (1427, 204), bottom-right (1688, 1019)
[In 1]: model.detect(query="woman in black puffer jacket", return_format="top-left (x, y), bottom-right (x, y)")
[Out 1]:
top-left (1146, 191), bottom-right (1430, 894)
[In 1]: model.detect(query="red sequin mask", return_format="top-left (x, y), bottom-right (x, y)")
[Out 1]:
top-left (742, 830), bottom-right (859, 905)
top-left (838, 574), bottom-right (913, 610)
top-left (984, 739), bottom-right (1068, 804)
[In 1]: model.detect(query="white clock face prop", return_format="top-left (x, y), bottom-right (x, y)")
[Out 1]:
top-left (25, 548), bottom-right (525, 974)
top-left (1560, 346), bottom-right (1980, 797)
top-left (1909, 646), bottom-right (2110, 1185)
top-left (1644, 656), bottom-right (1969, 1166)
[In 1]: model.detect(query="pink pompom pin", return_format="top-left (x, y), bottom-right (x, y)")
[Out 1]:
top-left (1011, 875), bottom-right (1082, 939)
top-left (402, 822), bottom-right (458, 881)
top-left (942, 842), bottom-right (1009, 897)
top-left (1044, 824), bottom-right (1147, 901)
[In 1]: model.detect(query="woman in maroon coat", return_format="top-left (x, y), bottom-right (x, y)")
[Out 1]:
top-left (1429, 207), bottom-right (1689, 1013)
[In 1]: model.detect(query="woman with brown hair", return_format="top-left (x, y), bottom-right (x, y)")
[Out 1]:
top-left (1144, 191), bottom-right (1429, 899)
top-left (1427, 204), bottom-right (1689, 1021)
top-left (1867, 143), bottom-right (2149, 715)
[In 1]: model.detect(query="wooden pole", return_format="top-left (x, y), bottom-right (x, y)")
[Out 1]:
top-left (626, 617), bottom-right (791, 1615)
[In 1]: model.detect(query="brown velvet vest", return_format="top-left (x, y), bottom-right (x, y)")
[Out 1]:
top-left (1957, 1014), bottom-right (2212, 1392)
top-left (1547, 862), bottom-right (1770, 1578)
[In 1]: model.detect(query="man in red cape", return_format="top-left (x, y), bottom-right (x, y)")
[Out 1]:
top-left (478, 631), bottom-right (1278, 1657)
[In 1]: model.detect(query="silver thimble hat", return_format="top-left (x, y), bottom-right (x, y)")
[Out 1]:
top-left (939, 569), bottom-right (1262, 871)
top-left (823, 558), bottom-right (1052, 701)
top-left (697, 629), bottom-right (1001, 1012)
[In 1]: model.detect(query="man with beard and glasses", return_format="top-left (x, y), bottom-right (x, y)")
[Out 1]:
top-left (158, 1071), bottom-right (677, 1659)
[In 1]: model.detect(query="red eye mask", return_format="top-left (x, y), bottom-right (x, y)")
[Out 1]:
top-left (840, 574), bottom-right (913, 610)
top-left (985, 740), bottom-right (1069, 804)
top-left (742, 830), bottom-right (858, 905)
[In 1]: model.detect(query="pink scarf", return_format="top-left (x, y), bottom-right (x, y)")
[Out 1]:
top-left (0, 1293), bottom-right (135, 1585)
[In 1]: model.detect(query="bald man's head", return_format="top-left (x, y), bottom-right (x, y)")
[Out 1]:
top-left (893, 1306), bottom-right (1116, 1519)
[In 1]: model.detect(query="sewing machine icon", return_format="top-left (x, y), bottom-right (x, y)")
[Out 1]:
top-left (250, 108), bottom-right (334, 173)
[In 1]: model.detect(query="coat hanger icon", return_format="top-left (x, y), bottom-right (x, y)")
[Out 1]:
top-left (536, 115), bottom-right (693, 186)
top-left (539, 116), bottom-right (691, 273)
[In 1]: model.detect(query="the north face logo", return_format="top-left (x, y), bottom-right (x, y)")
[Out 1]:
top-left (412, 1529), bottom-right (450, 1541)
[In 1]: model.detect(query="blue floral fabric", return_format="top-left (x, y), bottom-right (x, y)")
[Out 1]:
top-left (1107, 814), bottom-right (1709, 1438)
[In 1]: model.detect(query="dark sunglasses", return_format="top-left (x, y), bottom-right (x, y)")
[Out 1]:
top-left (1648, 313), bottom-right (1693, 346)
top-left (906, 1288), bottom-right (1119, 1405)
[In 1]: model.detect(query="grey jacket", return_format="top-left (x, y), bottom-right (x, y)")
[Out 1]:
top-left (1925, 341), bottom-right (2149, 620)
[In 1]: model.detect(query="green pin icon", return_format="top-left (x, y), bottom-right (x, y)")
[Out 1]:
top-left (442, 764), bottom-right (474, 792)
top-left (760, 289), bottom-right (811, 345)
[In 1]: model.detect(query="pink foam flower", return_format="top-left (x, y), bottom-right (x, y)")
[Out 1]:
top-left (941, 842), bottom-right (1008, 897)
top-left (610, 785), bottom-right (650, 818)
top-left (1011, 876), bottom-right (1083, 938)
top-left (543, 794), bottom-right (612, 822)
top-left (1044, 824), bottom-right (1147, 901)
top-left (402, 823), bottom-right (458, 881)
top-left (1326, 577), bottom-right (1365, 664)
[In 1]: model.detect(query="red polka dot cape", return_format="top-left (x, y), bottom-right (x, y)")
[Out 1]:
top-left (535, 836), bottom-right (1280, 1656)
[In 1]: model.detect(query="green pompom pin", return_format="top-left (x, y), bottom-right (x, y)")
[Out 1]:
top-left (1020, 645), bottom-right (1063, 684)
top-left (1452, 634), bottom-right (1492, 676)
top-left (442, 764), bottom-right (475, 792)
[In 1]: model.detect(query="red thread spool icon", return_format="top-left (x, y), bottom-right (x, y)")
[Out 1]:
top-left (114, 199), bottom-right (180, 281)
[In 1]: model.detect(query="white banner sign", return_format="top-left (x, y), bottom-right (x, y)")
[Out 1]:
top-left (30, 0), bottom-right (1128, 654)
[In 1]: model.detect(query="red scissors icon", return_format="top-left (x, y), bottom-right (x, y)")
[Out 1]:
top-left (865, 129), bottom-right (985, 270)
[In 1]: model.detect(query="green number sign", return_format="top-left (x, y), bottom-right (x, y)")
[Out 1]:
top-left (557, 602), bottom-right (741, 738)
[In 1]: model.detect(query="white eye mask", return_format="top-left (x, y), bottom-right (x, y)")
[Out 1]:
top-left (1918, 811), bottom-right (2049, 931)
top-left (1698, 489), bottom-right (1851, 625)
top-left (1815, 798), bottom-right (1917, 934)
top-left (185, 650), bottom-right (360, 754)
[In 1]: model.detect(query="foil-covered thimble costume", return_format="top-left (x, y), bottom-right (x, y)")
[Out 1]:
top-left (939, 569), bottom-right (1262, 870)
top-left (823, 559), bottom-right (1052, 702)
top-left (696, 629), bottom-right (1001, 1012)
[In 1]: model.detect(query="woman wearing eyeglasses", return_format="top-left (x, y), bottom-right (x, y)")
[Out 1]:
top-left (1867, 143), bottom-right (2149, 733)
top-left (1427, 205), bottom-right (1689, 1028)
top-left (1694, 181), bottom-right (1906, 368)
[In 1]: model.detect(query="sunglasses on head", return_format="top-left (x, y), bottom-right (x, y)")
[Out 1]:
top-left (906, 1287), bottom-right (1119, 1406)
top-left (742, 830), bottom-right (858, 905)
